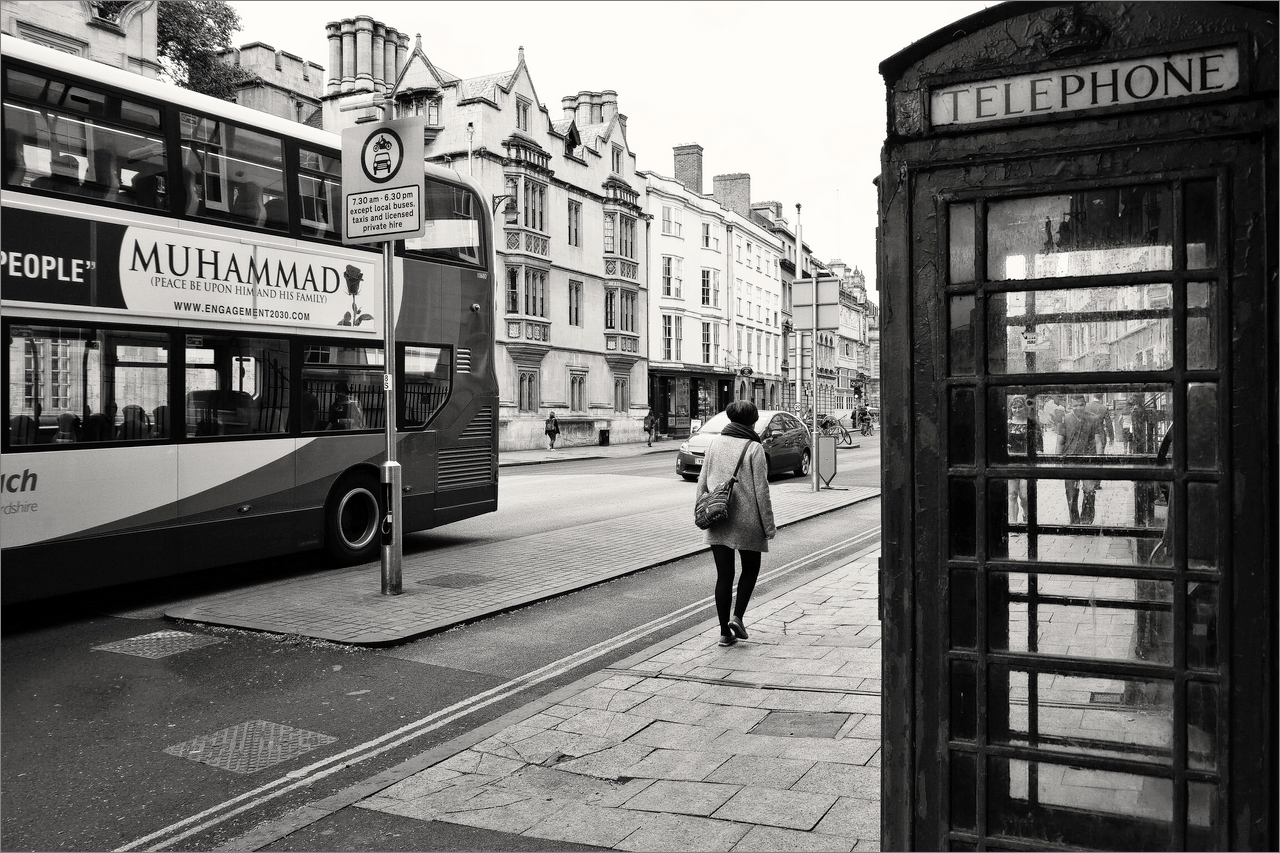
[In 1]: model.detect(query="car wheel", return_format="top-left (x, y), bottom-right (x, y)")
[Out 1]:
top-left (680, 473), bottom-right (697, 482)
top-left (325, 471), bottom-right (382, 565)
top-left (794, 449), bottom-right (811, 477)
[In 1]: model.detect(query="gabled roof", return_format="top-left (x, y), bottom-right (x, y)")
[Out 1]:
top-left (551, 119), bottom-right (581, 148)
top-left (456, 70), bottom-right (516, 104)
top-left (391, 34), bottom-right (460, 95)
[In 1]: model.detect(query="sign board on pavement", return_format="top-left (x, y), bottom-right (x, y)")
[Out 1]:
top-left (341, 118), bottom-right (426, 245)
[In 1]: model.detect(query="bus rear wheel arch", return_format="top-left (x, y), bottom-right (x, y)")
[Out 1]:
top-left (325, 471), bottom-right (382, 565)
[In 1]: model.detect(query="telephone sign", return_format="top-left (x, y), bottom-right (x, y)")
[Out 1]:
top-left (341, 117), bottom-right (426, 245)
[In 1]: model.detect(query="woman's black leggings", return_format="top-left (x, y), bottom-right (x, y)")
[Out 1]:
top-left (710, 544), bottom-right (761, 633)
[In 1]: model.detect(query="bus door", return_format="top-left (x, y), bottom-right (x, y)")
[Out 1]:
top-left (878, 4), bottom-right (1275, 851)
top-left (176, 332), bottom-right (298, 565)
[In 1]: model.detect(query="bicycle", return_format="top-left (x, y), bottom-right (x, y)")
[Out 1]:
top-left (818, 417), bottom-right (853, 447)
top-left (859, 417), bottom-right (874, 436)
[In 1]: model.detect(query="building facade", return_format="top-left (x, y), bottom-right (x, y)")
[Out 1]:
top-left (641, 146), bottom-right (786, 436)
top-left (1, 0), bottom-right (160, 77)
top-left (828, 260), bottom-right (879, 412)
top-left (217, 42), bottom-right (325, 126)
top-left (318, 21), bottom-right (649, 450)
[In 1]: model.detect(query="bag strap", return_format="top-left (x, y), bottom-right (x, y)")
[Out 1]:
top-left (729, 440), bottom-right (751, 479)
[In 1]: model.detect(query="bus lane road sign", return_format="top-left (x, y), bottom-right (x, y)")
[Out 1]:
top-left (341, 117), bottom-right (426, 246)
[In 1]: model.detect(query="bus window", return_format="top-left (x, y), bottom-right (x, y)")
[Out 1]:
top-left (184, 334), bottom-right (290, 438)
top-left (5, 323), bottom-right (169, 445)
top-left (298, 146), bottom-right (340, 239)
top-left (402, 345), bottom-right (452, 427)
top-left (180, 113), bottom-right (287, 231)
top-left (403, 176), bottom-right (482, 265)
top-left (301, 345), bottom-right (383, 432)
top-left (3, 68), bottom-right (166, 208)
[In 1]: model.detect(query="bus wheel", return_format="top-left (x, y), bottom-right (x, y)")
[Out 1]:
top-left (325, 473), bottom-right (382, 565)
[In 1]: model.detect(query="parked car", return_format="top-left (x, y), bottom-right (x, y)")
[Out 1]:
top-left (675, 409), bottom-right (811, 481)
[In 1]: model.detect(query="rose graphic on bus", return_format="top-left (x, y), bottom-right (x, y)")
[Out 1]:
top-left (339, 264), bottom-right (375, 327)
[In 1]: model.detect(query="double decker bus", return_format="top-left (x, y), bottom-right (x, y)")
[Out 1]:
top-left (1, 37), bottom-right (498, 604)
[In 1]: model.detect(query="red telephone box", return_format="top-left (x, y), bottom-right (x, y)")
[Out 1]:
top-left (878, 3), bottom-right (1276, 849)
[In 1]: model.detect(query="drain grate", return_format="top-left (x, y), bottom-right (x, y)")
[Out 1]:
top-left (165, 720), bottom-right (337, 774)
top-left (1090, 691), bottom-right (1124, 705)
top-left (92, 630), bottom-right (223, 659)
top-left (749, 710), bottom-right (851, 739)
top-left (416, 571), bottom-right (492, 589)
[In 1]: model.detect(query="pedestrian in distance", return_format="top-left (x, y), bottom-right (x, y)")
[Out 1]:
top-left (1059, 394), bottom-right (1104, 524)
top-left (695, 400), bottom-right (777, 647)
top-left (544, 412), bottom-right (559, 449)
top-left (643, 408), bottom-right (657, 447)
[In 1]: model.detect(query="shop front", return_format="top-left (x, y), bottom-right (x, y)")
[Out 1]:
top-left (652, 370), bottom-right (734, 436)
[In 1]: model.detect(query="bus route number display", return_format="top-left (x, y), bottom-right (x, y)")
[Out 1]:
top-left (341, 117), bottom-right (426, 246)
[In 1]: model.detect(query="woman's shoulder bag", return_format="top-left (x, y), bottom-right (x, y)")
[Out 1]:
top-left (694, 440), bottom-right (752, 530)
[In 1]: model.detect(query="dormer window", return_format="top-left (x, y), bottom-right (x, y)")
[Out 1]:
top-left (400, 94), bottom-right (440, 126)
top-left (516, 97), bottom-right (531, 132)
top-left (611, 144), bottom-right (623, 174)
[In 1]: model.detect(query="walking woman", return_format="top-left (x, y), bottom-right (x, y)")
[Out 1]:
top-left (544, 412), bottom-right (560, 449)
top-left (695, 400), bottom-right (776, 646)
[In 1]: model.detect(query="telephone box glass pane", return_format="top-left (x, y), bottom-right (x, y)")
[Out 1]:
top-left (1187, 282), bottom-right (1218, 369)
top-left (987, 186), bottom-right (1173, 281)
top-left (989, 572), bottom-right (1174, 664)
top-left (949, 387), bottom-right (976, 466)
top-left (950, 295), bottom-right (976, 375)
top-left (989, 479), bottom-right (1171, 566)
top-left (1187, 382), bottom-right (1219, 471)
top-left (990, 387), bottom-right (1172, 465)
top-left (949, 202), bottom-right (976, 283)
top-left (990, 757), bottom-right (1173, 847)
top-left (1185, 179), bottom-right (1219, 270)
top-left (987, 285), bottom-right (1173, 374)
top-left (1187, 680), bottom-right (1220, 771)
top-left (1187, 582), bottom-right (1220, 671)
top-left (992, 668), bottom-right (1174, 765)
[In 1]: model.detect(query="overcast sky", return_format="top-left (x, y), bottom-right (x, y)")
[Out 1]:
top-left (228, 1), bottom-right (996, 296)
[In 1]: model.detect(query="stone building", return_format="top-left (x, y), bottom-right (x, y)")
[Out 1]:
top-left (641, 145), bottom-right (787, 437)
top-left (1, 0), bottom-right (160, 77)
top-left (828, 260), bottom-right (879, 412)
top-left (217, 42), bottom-right (325, 126)
top-left (320, 18), bottom-right (649, 450)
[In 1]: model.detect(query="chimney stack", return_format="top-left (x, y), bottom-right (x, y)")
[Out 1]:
top-left (673, 144), bottom-right (703, 194)
top-left (713, 173), bottom-right (752, 219)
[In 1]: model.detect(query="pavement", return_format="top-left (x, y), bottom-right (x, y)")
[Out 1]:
top-left (165, 438), bottom-right (878, 645)
top-left (160, 437), bottom-right (885, 851)
top-left (220, 544), bottom-right (885, 853)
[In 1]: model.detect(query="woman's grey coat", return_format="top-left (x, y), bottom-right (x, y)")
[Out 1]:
top-left (695, 436), bottom-right (777, 552)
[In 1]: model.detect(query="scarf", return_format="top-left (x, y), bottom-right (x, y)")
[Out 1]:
top-left (721, 422), bottom-right (761, 443)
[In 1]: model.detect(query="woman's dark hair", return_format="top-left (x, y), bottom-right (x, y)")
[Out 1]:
top-left (726, 400), bottom-right (758, 425)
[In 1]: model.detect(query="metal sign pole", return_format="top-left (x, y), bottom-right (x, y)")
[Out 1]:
top-left (380, 239), bottom-right (402, 595)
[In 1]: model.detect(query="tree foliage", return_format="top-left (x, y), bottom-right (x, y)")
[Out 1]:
top-left (156, 0), bottom-right (257, 101)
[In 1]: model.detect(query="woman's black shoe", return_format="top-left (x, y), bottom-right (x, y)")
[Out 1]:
top-left (728, 615), bottom-right (749, 639)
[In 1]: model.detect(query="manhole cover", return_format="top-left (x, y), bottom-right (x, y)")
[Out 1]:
top-left (92, 630), bottom-right (223, 659)
top-left (749, 710), bottom-right (851, 739)
top-left (165, 720), bottom-right (336, 774)
top-left (417, 571), bottom-right (492, 589)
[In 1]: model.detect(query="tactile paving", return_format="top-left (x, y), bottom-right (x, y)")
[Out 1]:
top-left (164, 720), bottom-right (337, 774)
top-left (91, 630), bottom-right (223, 659)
